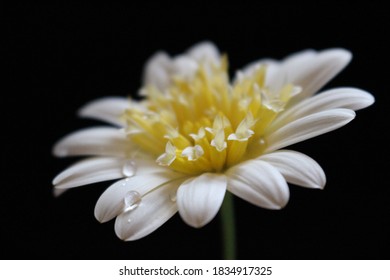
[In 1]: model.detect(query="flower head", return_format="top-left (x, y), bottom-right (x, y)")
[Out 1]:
top-left (53, 42), bottom-right (374, 240)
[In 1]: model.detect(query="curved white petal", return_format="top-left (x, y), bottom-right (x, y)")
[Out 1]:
top-left (282, 49), bottom-right (317, 68)
top-left (52, 127), bottom-right (130, 157)
top-left (187, 41), bottom-right (220, 65)
top-left (94, 166), bottom-right (184, 223)
top-left (267, 49), bottom-right (317, 91)
top-left (237, 48), bottom-right (351, 98)
top-left (226, 160), bottom-right (289, 209)
top-left (171, 56), bottom-right (199, 80)
top-left (259, 150), bottom-right (326, 189)
top-left (78, 97), bottom-right (129, 126)
top-left (240, 49), bottom-right (317, 84)
top-left (53, 157), bottom-right (125, 189)
top-left (264, 108), bottom-right (356, 153)
top-left (268, 88), bottom-right (374, 134)
top-left (115, 180), bottom-right (181, 241)
top-left (235, 58), bottom-right (279, 85)
top-left (177, 173), bottom-right (227, 228)
top-left (143, 51), bottom-right (172, 90)
top-left (287, 48), bottom-right (352, 102)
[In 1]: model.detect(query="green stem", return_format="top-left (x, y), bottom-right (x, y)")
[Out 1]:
top-left (220, 192), bottom-right (236, 259)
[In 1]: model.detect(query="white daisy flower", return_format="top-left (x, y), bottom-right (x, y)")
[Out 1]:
top-left (53, 42), bottom-right (374, 241)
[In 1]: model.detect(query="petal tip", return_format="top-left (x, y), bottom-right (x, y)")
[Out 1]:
top-left (177, 173), bottom-right (227, 229)
top-left (52, 175), bottom-right (60, 185)
top-left (94, 205), bottom-right (112, 224)
top-left (321, 48), bottom-right (352, 64)
top-left (77, 106), bottom-right (88, 118)
top-left (114, 230), bottom-right (127, 241)
top-left (359, 91), bottom-right (375, 108)
top-left (277, 195), bottom-right (289, 209)
top-left (77, 98), bottom-right (103, 118)
top-left (52, 188), bottom-right (67, 197)
top-left (94, 215), bottom-right (108, 224)
top-left (114, 217), bottom-right (133, 241)
top-left (344, 108), bottom-right (356, 119)
top-left (52, 144), bottom-right (67, 157)
top-left (311, 183), bottom-right (325, 190)
top-left (268, 199), bottom-right (289, 210)
top-left (338, 88), bottom-right (375, 110)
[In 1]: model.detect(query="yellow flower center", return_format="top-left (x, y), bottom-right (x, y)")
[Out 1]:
top-left (123, 56), bottom-right (298, 175)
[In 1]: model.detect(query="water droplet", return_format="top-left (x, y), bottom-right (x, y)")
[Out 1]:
top-left (123, 191), bottom-right (141, 212)
top-left (122, 160), bottom-right (137, 177)
top-left (127, 218), bottom-right (132, 224)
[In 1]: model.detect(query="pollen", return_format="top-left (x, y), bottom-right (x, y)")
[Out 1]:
top-left (123, 56), bottom-right (300, 175)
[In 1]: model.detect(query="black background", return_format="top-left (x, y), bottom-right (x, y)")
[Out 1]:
top-left (3, 3), bottom-right (389, 259)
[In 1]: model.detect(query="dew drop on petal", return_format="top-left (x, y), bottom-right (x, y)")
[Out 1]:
top-left (123, 191), bottom-right (141, 212)
top-left (122, 160), bottom-right (137, 177)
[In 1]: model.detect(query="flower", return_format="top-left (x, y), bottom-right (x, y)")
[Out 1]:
top-left (53, 42), bottom-right (374, 241)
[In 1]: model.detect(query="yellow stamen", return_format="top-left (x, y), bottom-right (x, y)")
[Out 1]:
top-left (210, 129), bottom-right (227, 171)
top-left (123, 57), bottom-right (297, 175)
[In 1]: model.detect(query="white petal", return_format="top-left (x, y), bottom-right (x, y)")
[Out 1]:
top-left (78, 97), bottom-right (129, 126)
top-left (235, 58), bottom-right (279, 84)
top-left (226, 160), bottom-right (289, 209)
top-left (171, 56), bottom-right (199, 80)
top-left (133, 158), bottom-right (180, 175)
top-left (259, 150), bottom-right (326, 189)
top-left (239, 48), bottom-right (351, 97)
top-left (115, 180), bottom-right (181, 241)
top-left (53, 157), bottom-right (124, 189)
top-left (268, 88), bottom-right (374, 134)
top-left (265, 108), bottom-right (356, 153)
top-left (239, 50), bottom-right (317, 90)
top-left (267, 49), bottom-right (318, 92)
top-left (52, 127), bottom-right (130, 157)
top-left (142, 51), bottom-right (172, 90)
top-left (282, 49), bottom-right (317, 68)
top-left (287, 48), bottom-right (352, 102)
top-left (177, 173), bottom-right (227, 228)
top-left (94, 166), bottom-right (184, 223)
top-left (187, 41), bottom-right (220, 64)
